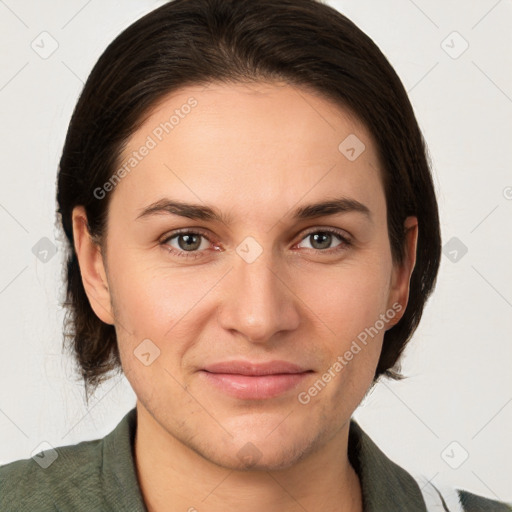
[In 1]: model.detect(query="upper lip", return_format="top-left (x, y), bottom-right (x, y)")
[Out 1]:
top-left (202, 360), bottom-right (311, 376)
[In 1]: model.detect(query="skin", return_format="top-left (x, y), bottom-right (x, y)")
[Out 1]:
top-left (73, 81), bottom-right (418, 512)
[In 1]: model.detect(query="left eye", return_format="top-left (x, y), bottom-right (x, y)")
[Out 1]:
top-left (296, 230), bottom-right (349, 251)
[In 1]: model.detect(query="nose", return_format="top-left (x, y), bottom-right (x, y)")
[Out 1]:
top-left (216, 244), bottom-right (301, 344)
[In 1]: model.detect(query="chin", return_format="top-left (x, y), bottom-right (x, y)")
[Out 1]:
top-left (207, 441), bottom-right (314, 472)
top-left (188, 423), bottom-right (323, 472)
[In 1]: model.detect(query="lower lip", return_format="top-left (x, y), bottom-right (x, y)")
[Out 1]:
top-left (199, 371), bottom-right (311, 400)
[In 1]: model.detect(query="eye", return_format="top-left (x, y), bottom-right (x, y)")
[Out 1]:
top-left (161, 229), bottom-right (214, 259)
top-left (160, 227), bottom-right (352, 260)
top-left (296, 228), bottom-right (351, 253)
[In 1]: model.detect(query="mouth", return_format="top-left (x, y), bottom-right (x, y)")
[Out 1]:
top-left (199, 360), bottom-right (313, 400)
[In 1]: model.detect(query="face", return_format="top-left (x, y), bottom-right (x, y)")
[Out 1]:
top-left (75, 81), bottom-right (417, 471)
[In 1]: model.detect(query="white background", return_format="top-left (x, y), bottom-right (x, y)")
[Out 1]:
top-left (0, 0), bottom-right (511, 503)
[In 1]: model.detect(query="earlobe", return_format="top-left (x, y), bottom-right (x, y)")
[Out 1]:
top-left (71, 206), bottom-right (115, 325)
top-left (387, 216), bottom-right (418, 325)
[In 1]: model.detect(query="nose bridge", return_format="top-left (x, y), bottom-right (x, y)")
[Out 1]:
top-left (217, 238), bottom-right (299, 342)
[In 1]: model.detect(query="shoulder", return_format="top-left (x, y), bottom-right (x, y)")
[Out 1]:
top-left (348, 419), bottom-right (512, 512)
top-left (0, 407), bottom-right (145, 512)
top-left (0, 436), bottom-right (106, 511)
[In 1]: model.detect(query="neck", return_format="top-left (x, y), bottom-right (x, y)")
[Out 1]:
top-left (134, 403), bottom-right (363, 512)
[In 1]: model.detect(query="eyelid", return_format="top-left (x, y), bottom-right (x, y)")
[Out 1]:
top-left (160, 227), bottom-right (216, 244)
top-left (298, 226), bottom-right (352, 243)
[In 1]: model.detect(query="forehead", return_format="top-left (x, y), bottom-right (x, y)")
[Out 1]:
top-left (113, 82), bottom-right (384, 223)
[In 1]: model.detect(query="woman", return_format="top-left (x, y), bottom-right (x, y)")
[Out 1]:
top-left (1, 0), bottom-right (510, 510)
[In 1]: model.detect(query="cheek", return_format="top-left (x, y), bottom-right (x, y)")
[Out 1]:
top-left (108, 258), bottom-right (225, 377)
top-left (294, 258), bottom-right (393, 340)
top-left (291, 255), bottom-right (393, 403)
top-left (109, 256), bottom-right (209, 331)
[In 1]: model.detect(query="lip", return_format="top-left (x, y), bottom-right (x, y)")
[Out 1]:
top-left (203, 360), bottom-right (309, 375)
top-left (199, 360), bottom-right (313, 400)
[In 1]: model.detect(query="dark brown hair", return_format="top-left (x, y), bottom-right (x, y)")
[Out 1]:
top-left (57, 0), bottom-right (441, 400)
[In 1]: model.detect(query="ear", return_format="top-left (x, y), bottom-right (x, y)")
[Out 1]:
top-left (387, 216), bottom-right (418, 325)
top-left (72, 206), bottom-right (114, 325)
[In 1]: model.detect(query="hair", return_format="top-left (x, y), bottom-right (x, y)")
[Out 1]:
top-left (57, 0), bottom-right (441, 401)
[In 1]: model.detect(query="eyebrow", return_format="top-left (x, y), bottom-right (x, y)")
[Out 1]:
top-left (136, 197), bottom-right (372, 224)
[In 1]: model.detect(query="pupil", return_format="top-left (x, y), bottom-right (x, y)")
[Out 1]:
top-left (312, 232), bottom-right (331, 249)
top-left (179, 234), bottom-right (200, 251)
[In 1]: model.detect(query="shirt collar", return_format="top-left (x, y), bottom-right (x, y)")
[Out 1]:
top-left (348, 419), bottom-right (427, 511)
top-left (103, 407), bottom-right (426, 511)
top-left (101, 407), bottom-right (147, 511)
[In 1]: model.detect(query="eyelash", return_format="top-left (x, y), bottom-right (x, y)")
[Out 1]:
top-left (160, 227), bottom-right (352, 260)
